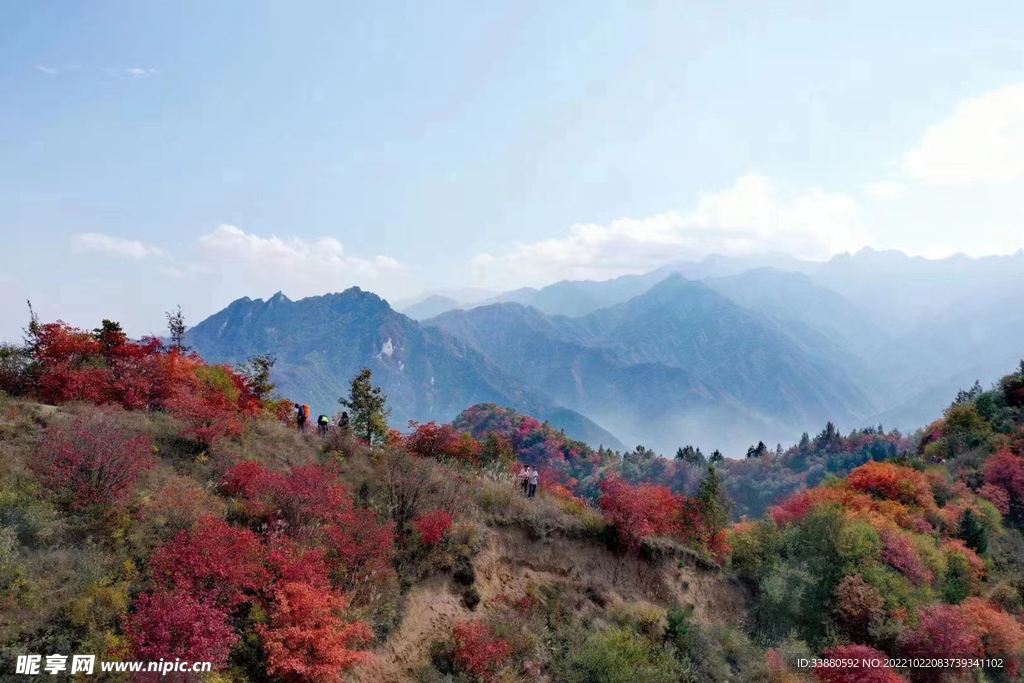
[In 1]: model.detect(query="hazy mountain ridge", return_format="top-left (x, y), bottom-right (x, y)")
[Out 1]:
top-left (185, 288), bottom-right (624, 450)
top-left (427, 274), bottom-right (876, 452)
top-left (188, 248), bottom-right (1024, 454)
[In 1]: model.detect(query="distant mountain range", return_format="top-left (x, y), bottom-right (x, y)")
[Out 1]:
top-left (185, 289), bottom-right (624, 450)
top-left (189, 248), bottom-right (1024, 456)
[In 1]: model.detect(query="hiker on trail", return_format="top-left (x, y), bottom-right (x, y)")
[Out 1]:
top-left (295, 403), bottom-right (307, 433)
top-left (338, 411), bottom-right (350, 434)
top-left (518, 466), bottom-right (530, 496)
top-left (527, 467), bottom-right (539, 499)
top-left (317, 414), bottom-right (330, 436)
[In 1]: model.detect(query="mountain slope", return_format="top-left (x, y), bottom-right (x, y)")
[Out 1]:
top-left (185, 289), bottom-right (623, 449)
top-left (400, 294), bottom-right (461, 321)
top-left (564, 274), bottom-right (877, 429)
top-left (426, 302), bottom-right (764, 453)
top-left (427, 275), bottom-right (879, 453)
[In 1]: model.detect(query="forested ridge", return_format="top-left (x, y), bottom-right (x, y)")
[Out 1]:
top-left (2, 313), bottom-right (1024, 682)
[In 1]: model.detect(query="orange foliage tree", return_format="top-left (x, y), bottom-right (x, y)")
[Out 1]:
top-left (259, 582), bottom-right (372, 683)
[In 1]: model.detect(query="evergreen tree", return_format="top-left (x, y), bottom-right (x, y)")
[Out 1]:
top-left (957, 508), bottom-right (988, 554)
top-left (236, 354), bottom-right (278, 401)
top-left (746, 441), bottom-right (768, 459)
top-left (695, 466), bottom-right (732, 544)
top-left (708, 449), bottom-right (724, 465)
top-left (339, 368), bottom-right (391, 444)
top-left (675, 445), bottom-right (706, 466)
top-left (798, 432), bottom-right (811, 452)
top-left (92, 319), bottom-right (127, 358)
top-left (166, 305), bottom-right (188, 352)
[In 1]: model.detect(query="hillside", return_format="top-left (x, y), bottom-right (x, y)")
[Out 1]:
top-left (185, 288), bottom-right (623, 450)
top-left (1, 313), bottom-right (1024, 682)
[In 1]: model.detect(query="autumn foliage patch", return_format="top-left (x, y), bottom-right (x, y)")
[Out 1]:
top-left (33, 410), bottom-right (154, 512)
top-left (452, 619), bottom-right (513, 682)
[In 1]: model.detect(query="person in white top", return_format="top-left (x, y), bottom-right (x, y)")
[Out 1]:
top-left (528, 468), bottom-right (539, 499)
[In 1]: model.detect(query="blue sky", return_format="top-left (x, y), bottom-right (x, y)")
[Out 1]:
top-left (2, 0), bottom-right (1024, 340)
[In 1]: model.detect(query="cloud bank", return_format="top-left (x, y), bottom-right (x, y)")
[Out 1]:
top-left (472, 174), bottom-right (865, 287)
top-left (904, 82), bottom-right (1024, 185)
top-left (189, 224), bottom-right (403, 297)
top-left (74, 233), bottom-right (165, 260)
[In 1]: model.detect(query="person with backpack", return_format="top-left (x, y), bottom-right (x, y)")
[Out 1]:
top-left (338, 411), bottom-right (350, 434)
top-left (295, 403), bottom-right (307, 433)
top-left (518, 466), bottom-right (530, 496)
top-left (317, 414), bottom-right (330, 436)
top-left (528, 467), bottom-right (539, 499)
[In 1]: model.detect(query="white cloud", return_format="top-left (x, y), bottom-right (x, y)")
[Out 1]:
top-left (863, 180), bottom-right (907, 200)
top-left (107, 67), bottom-right (158, 80)
top-left (472, 174), bottom-right (865, 287)
top-left (194, 224), bottom-right (402, 293)
top-left (904, 83), bottom-right (1024, 185)
top-left (35, 65), bottom-right (59, 75)
top-left (74, 233), bottom-right (165, 260)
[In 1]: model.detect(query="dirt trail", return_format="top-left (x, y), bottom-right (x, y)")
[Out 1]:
top-left (352, 528), bottom-right (748, 683)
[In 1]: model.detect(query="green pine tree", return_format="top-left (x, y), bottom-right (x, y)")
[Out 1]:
top-left (957, 508), bottom-right (988, 554)
top-left (340, 368), bottom-right (391, 444)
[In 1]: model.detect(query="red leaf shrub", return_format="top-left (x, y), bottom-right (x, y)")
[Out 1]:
top-left (813, 645), bottom-right (904, 683)
top-left (452, 620), bottom-right (513, 682)
top-left (599, 477), bottom-right (686, 550)
top-left (899, 604), bottom-right (983, 682)
top-left (960, 597), bottom-right (1024, 674)
top-left (978, 483), bottom-right (1010, 515)
top-left (150, 517), bottom-right (268, 609)
top-left (259, 581), bottom-right (372, 683)
top-left (879, 530), bottom-right (933, 586)
top-left (266, 539), bottom-right (332, 590)
top-left (406, 421), bottom-right (463, 459)
top-left (984, 449), bottom-right (1024, 511)
top-left (33, 411), bottom-right (154, 511)
top-left (219, 462), bottom-right (397, 593)
top-left (124, 589), bottom-right (238, 667)
top-left (770, 490), bottom-right (819, 527)
top-left (413, 510), bottom-right (453, 546)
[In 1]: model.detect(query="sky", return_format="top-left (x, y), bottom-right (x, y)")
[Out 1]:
top-left (2, 0), bottom-right (1024, 341)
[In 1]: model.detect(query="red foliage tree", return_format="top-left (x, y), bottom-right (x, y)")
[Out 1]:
top-left (325, 511), bottom-right (396, 591)
top-left (124, 589), bottom-right (238, 667)
top-left (812, 645), bottom-right (904, 683)
top-left (164, 380), bottom-right (244, 449)
top-left (406, 421), bottom-right (463, 459)
top-left (33, 411), bottom-right (154, 511)
top-left (452, 620), bottom-right (513, 683)
top-left (33, 322), bottom-right (108, 404)
top-left (266, 539), bottom-right (332, 590)
top-left (984, 449), bottom-right (1024, 513)
top-left (770, 490), bottom-right (820, 527)
top-left (879, 530), bottom-right (933, 586)
top-left (978, 483), bottom-right (1010, 515)
top-left (898, 604), bottom-right (983, 682)
top-left (960, 597), bottom-right (1024, 675)
top-left (259, 581), bottom-right (372, 683)
top-left (599, 477), bottom-right (687, 550)
top-left (846, 462), bottom-right (934, 508)
top-left (150, 517), bottom-right (268, 609)
top-left (413, 510), bottom-right (453, 546)
top-left (219, 462), bottom-right (397, 594)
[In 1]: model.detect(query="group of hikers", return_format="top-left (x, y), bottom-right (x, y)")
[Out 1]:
top-left (294, 403), bottom-right (348, 437)
top-left (518, 465), bottom-right (540, 499)
top-left (294, 402), bottom-right (541, 499)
